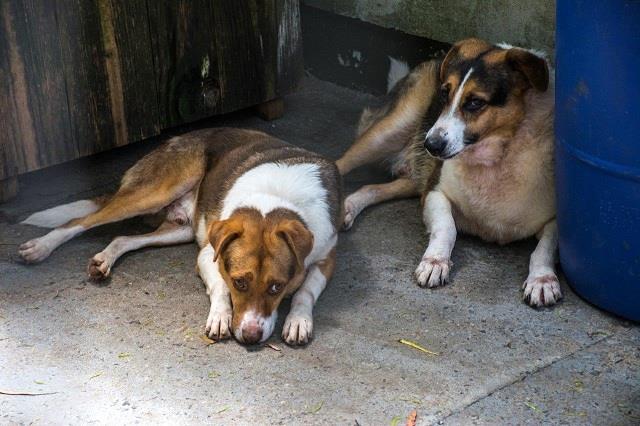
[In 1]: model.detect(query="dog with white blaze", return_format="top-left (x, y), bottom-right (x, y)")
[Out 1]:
top-left (20, 128), bottom-right (343, 345)
top-left (336, 38), bottom-right (560, 307)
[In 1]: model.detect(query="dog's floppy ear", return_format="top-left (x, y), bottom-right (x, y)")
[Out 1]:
top-left (274, 219), bottom-right (314, 269)
top-left (506, 48), bottom-right (549, 92)
top-left (439, 43), bottom-right (461, 83)
top-left (208, 218), bottom-right (244, 262)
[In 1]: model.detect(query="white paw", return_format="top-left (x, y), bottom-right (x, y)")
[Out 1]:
top-left (342, 194), bottom-right (364, 231)
top-left (282, 313), bottom-right (313, 346)
top-left (87, 252), bottom-right (112, 280)
top-left (415, 256), bottom-right (451, 288)
top-left (18, 238), bottom-right (53, 263)
top-left (205, 307), bottom-right (232, 340)
top-left (523, 273), bottom-right (562, 307)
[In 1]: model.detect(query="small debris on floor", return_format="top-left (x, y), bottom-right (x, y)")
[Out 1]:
top-left (398, 339), bottom-right (439, 356)
top-left (406, 409), bottom-right (417, 426)
top-left (0, 389), bottom-right (57, 396)
top-left (88, 371), bottom-right (103, 380)
top-left (306, 401), bottom-right (323, 414)
top-left (265, 343), bottom-right (282, 352)
top-left (200, 335), bottom-right (216, 345)
top-left (524, 401), bottom-right (541, 412)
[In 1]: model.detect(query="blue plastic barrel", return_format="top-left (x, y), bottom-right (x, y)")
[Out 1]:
top-left (556, 1), bottom-right (640, 321)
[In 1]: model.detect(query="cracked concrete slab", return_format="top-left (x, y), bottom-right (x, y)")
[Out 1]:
top-left (444, 328), bottom-right (640, 425)
top-left (1, 77), bottom-right (638, 425)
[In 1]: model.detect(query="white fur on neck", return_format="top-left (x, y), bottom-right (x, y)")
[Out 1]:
top-left (220, 162), bottom-right (336, 266)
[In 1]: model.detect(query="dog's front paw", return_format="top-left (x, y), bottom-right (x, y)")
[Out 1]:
top-left (87, 253), bottom-right (111, 280)
top-left (205, 307), bottom-right (232, 340)
top-left (523, 273), bottom-right (562, 307)
top-left (282, 313), bottom-right (313, 346)
top-left (18, 238), bottom-right (52, 264)
top-left (415, 256), bottom-right (451, 288)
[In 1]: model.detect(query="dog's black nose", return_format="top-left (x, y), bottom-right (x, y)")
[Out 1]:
top-left (424, 135), bottom-right (447, 157)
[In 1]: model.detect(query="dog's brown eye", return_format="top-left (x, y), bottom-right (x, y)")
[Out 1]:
top-left (233, 277), bottom-right (248, 291)
top-left (267, 282), bottom-right (283, 295)
top-left (464, 97), bottom-right (486, 112)
top-left (439, 84), bottom-right (450, 101)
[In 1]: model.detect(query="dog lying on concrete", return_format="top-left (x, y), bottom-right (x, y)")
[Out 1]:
top-left (337, 38), bottom-right (560, 307)
top-left (20, 128), bottom-right (343, 345)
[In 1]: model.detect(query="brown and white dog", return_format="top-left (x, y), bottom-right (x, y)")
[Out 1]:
top-left (19, 128), bottom-right (342, 345)
top-left (336, 38), bottom-right (560, 307)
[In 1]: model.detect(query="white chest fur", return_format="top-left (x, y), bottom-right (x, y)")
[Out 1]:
top-left (219, 162), bottom-right (337, 265)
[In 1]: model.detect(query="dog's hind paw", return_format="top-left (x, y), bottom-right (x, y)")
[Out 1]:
top-left (523, 273), bottom-right (562, 307)
top-left (18, 238), bottom-right (52, 264)
top-left (415, 256), bottom-right (451, 288)
top-left (206, 308), bottom-right (232, 340)
top-left (87, 253), bottom-right (112, 280)
top-left (342, 193), bottom-right (366, 231)
top-left (282, 313), bottom-right (313, 346)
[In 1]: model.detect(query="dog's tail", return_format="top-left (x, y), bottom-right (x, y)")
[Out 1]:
top-left (21, 197), bottom-right (106, 228)
top-left (387, 56), bottom-right (410, 93)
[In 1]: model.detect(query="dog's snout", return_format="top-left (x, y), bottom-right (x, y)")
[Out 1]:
top-left (424, 134), bottom-right (448, 157)
top-left (241, 322), bottom-right (263, 344)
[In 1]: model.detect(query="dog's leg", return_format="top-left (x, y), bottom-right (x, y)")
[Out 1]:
top-left (198, 244), bottom-right (232, 340)
top-left (19, 193), bottom-right (171, 264)
top-left (336, 113), bottom-right (416, 176)
top-left (523, 220), bottom-right (562, 307)
top-left (343, 178), bottom-right (417, 230)
top-left (336, 61), bottom-right (440, 176)
top-left (19, 178), bottom-right (200, 263)
top-left (87, 221), bottom-right (194, 280)
top-left (20, 139), bottom-right (205, 264)
top-left (415, 190), bottom-right (456, 288)
top-left (282, 248), bottom-right (336, 345)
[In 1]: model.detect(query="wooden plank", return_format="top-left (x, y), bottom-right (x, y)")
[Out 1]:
top-left (210, 1), bottom-right (271, 112)
top-left (0, 4), bottom-right (25, 181)
top-left (147, 0), bottom-right (303, 129)
top-left (255, 97), bottom-right (285, 121)
top-left (275, 0), bottom-right (304, 95)
top-left (55, 0), bottom-right (116, 156)
top-left (99, 0), bottom-right (160, 144)
top-left (0, 0), bottom-right (77, 175)
top-left (147, 0), bottom-right (218, 128)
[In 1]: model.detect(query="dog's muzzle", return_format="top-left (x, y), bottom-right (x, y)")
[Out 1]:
top-left (424, 134), bottom-right (448, 158)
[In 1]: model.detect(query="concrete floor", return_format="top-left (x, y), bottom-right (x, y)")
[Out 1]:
top-left (1, 77), bottom-right (638, 425)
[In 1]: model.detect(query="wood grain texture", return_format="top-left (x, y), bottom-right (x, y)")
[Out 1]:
top-left (56, 0), bottom-right (115, 156)
top-left (0, 0), bottom-right (77, 179)
top-left (101, 0), bottom-right (160, 143)
top-left (255, 97), bottom-right (285, 121)
top-left (0, 0), bottom-right (302, 182)
top-left (147, 0), bottom-right (303, 128)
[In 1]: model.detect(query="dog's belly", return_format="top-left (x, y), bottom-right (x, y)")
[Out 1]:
top-left (438, 162), bottom-right (555, 244)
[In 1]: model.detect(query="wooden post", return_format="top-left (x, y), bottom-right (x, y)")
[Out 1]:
top-left (0, 176), bottom-right (18, 203)
top-left (255, 98), bottom-right (284, 121)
